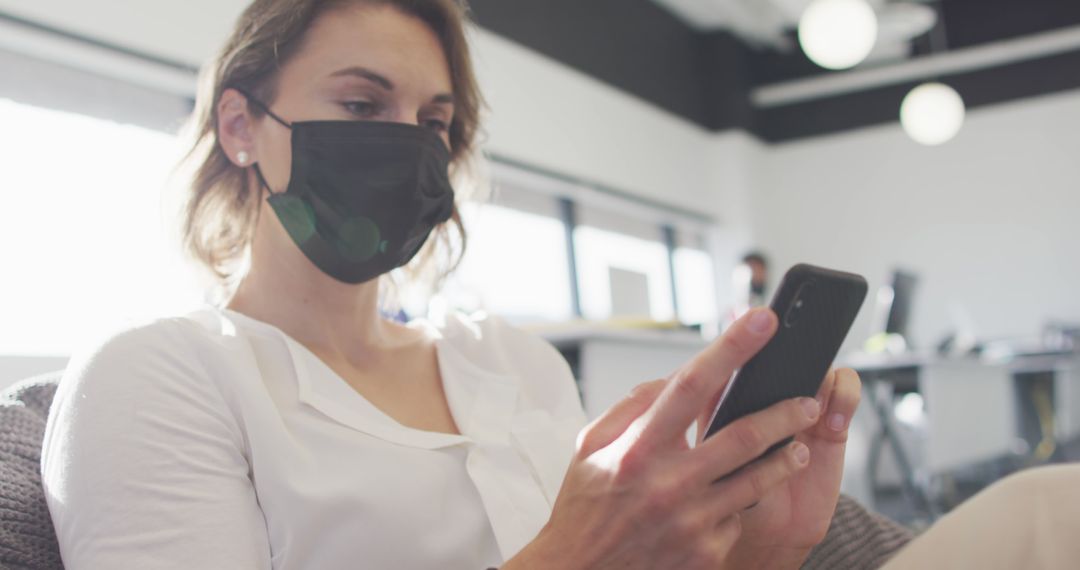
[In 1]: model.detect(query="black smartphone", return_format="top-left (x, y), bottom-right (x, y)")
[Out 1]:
top-left (703, 264), bottom-right (868, 453)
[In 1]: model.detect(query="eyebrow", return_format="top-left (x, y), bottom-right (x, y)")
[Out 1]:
top-left (431, 93), bottom-right (455, 106)
top-left (330, 66), bottom-right (455, 105)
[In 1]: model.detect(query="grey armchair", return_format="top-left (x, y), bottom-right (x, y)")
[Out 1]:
top-left (0, 373), bottom-right (64, 569)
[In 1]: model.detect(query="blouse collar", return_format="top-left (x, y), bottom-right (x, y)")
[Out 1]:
top-left (220, 308), bottom-right (521, 450)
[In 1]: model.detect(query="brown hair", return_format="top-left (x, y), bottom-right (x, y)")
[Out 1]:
top-left (179, 0), bottom-right (481, 291)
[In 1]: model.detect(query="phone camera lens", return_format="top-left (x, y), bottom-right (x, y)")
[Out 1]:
top-left (784, 305), bottom-right (802, 328)
top-left (784, 282), bottom-right (815, 328)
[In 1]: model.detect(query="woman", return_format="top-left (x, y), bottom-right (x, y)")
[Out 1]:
top-left (40, 0), bottom-right (879, 568)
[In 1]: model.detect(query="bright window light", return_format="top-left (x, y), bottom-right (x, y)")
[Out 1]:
top-left (0, 99), bottom-right (200, 356)
top-left (575, 226), bottom-right (674, 322)
top-left (442, 203), bottom-right (573, 323)
top-left (674, 247), bottom-right (717, 326)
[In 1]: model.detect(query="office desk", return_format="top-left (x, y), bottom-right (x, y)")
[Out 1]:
top-left (845, 350), bottom-right (1080, 519)
top-left (845, 352), bottom-right (938, 517)
top-left (540, 326), bottom-right (707, 419)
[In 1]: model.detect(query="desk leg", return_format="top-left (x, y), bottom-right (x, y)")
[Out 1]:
top-left (865, 377), bottom-right (939, 521)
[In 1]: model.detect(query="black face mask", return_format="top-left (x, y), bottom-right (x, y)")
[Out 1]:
top-left (241, 92), bottom-right (455, 284)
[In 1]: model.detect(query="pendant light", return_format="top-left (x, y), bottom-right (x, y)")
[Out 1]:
top-left (798, 0), bottom-right (879, 70)
top-left (900, 2), bottom-right (965, 145)
top-left (901, 82), bottom-right (965, 146)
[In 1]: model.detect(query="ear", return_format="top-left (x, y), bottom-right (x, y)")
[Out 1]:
top-left (217, 88), bottom-right (257, 167)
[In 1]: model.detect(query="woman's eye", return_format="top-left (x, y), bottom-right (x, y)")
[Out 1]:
top-left (342, 101), bottom-right (380, 118)
top-left (423, 119), bottom-right (449, 132)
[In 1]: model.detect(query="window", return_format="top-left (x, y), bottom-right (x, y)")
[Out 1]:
top-left (674, 246), bottom-right (718, 326)
top-left (445, 161), bottom-right (722, 328)
top-left (574, 224), bottom-right (675, 322)
top-left (0, 98), bottom-right (198, 356)
top-left (441, 201), bottom-right (573, 324)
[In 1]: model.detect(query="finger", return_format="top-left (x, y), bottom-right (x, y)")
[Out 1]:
top-left (639, 308), bottom-right (778, 447)
top-left (692, 396), bottom-right (820, 484)
top-left (705, 440), bottom-right (810, 516)
top-left (714, 367), bottom-right (836, 447)
top-left (815, 368), bottom-right (838, 412)
top-left (576, 380), bottom-right (667, 456)
top-left (815, 368), bottom-right (862, 442)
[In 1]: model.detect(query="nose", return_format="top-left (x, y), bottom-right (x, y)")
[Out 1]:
top-left (388, 108), bottom-right (421, 128)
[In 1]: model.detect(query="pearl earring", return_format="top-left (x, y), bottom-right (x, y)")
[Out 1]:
top-left (237, 151), bottom-right (250, 166)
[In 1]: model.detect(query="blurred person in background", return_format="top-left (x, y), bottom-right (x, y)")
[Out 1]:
top-left (725, 250), bottom-right (770, 329)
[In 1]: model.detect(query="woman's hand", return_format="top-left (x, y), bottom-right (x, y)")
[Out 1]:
top-left (711, 368), bottom-right (863, 570)
top-left (503, 308), bottom-right (821, 570)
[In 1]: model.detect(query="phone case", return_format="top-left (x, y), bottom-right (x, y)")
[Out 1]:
top-left (704, 264), bottom-right (868, 442)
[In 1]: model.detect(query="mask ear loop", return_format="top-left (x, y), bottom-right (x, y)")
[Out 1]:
top-left (234, 88), bottom-right (293, 130)
top-left (231, 88), bottom-right (293, 197)
top-left (251, 163), bottom-right (276, 197)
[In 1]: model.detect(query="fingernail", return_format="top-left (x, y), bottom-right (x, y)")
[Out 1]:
top-left (793, 442), bottom-right (810, 465)
top-left (800, 397), bottom-right (820, 419)
top-left (828, 413), bottom-right (848, 431)
top-left (748, 310), bottom-right (773, 334)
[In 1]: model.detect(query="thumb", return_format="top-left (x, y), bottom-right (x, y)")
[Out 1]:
top-left (576, 380), bottom-right (667, 457)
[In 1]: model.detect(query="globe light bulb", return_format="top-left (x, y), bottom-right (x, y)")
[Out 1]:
top-left (900, 82), bottom-right (966, 146)
top-left (798, 0), bottom-right (879, 70)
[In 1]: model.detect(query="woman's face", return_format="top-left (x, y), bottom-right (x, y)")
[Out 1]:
top-left (244, 4), bottom-right (455, 192)
top-left (217, 3), bottom-right (456, 285)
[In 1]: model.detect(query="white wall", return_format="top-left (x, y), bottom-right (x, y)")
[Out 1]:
top-left (0, 0), bottom-right (245, 65)
top-left (471, 30), bottom-right (722, 216)
top-left (754, 90), bottom-right (1080, 349)
top-left (702, 131), bottom-right (766, 317)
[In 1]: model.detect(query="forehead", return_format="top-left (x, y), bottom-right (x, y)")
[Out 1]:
top-left (287, 4), bottom-right (452, 93)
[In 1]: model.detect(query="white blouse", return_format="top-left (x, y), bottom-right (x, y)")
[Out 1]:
top-left (41, 307), bottom-right (587, 569)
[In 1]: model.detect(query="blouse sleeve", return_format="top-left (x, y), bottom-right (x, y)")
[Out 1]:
top-left (41, 320), bottom-right (272, 569)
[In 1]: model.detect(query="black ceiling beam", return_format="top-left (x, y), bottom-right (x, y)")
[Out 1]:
top-left (467, 0), bottom-right (755, 131)
top-left (940, 0), bottom-right (1080, 50)
top-left (467, 0), bottom-right (1080, 142)
top-left (754, 48), bottom-right (1080, 143)
top-left (695, 31), bottom-right (757, 131)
